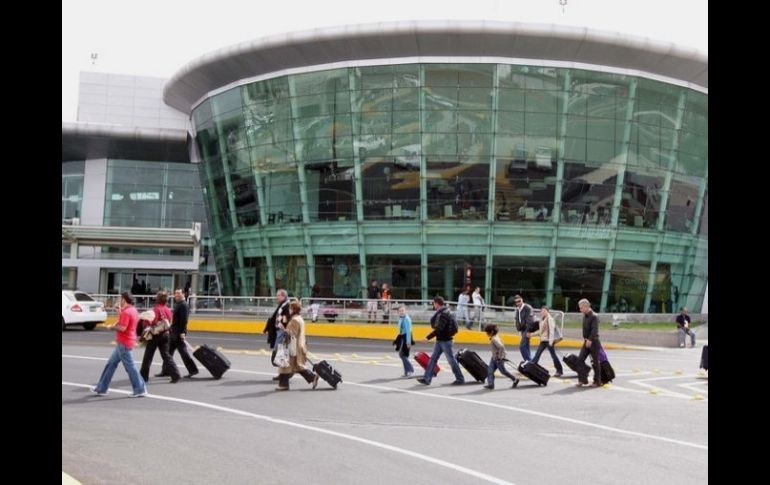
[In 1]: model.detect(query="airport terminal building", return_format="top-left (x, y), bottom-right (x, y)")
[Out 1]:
top-left (62, 22), bottom-right (707, 313)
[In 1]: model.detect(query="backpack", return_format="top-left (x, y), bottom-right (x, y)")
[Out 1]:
top-left (445, 310), bottom-right (459, 337)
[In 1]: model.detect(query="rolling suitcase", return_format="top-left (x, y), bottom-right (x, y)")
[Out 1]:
top-left (518, 361), bottom-right (550, 386)
top-left (310, 359), bottom-right (342, 389)
top-left (455, 348), bottom-right (487, 382)
top-left (191, 343), bottom-right (231, 379)
top-left (700, 345), bottom-right (708, 370)
top-left (563, 353), bottom-right (591, 379)
top-left (597, 347), bottom-right (615, 383)
top-left (414, 351), bottom-right (441, 377)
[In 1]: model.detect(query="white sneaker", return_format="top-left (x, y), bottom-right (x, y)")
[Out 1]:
top-left (679, 344), bottom-right (685, 348)
top-left (128, 391), bottom-right (148, 398)
top-left (403, 372), bottom-right (414, 378)
top-left (90, 387), bottom-right (107, 396)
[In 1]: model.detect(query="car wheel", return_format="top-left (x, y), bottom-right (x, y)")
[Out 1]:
top-left (62, 317), bottom-right (66, 331)
top-left (83, 322), bottom-right (97, 331)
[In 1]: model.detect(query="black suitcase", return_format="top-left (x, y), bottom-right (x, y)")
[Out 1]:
top-left (312, 359), bottom-right (342, 389)
top-left (455, 348), bottom-right (488, 382)
top-left (563, 353), bottom-right (591, 378)
top-left (518, 361), bottom-right (550, 386)
top-left (600, 361), bottom-right (615, 383)
top-left (700, 345), bottom-right (708, 370)
top-left (192, 344), bottom-right (231, 379)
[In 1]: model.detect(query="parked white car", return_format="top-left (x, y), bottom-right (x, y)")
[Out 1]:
top-left (62, 290), bottom-right (106, 331)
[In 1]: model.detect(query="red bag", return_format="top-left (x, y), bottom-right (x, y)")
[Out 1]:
top-left (414, 351), bottom-right (441, 377)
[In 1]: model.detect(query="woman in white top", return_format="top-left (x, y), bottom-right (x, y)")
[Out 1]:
top-left (471, 287), bottom-right (485, 330)
top-left (528, 306), bottom-right (564, 377)
top-left (457, 286), bottom-right (471, 329)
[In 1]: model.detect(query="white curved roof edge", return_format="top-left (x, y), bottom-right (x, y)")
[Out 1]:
top-left (163, 20), bottom-right (707, 113)
top-left (61, 121), bottom-right (187, 142)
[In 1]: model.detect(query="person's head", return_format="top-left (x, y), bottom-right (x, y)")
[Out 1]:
top-left (514, 295), bottom-right (523, 308)
top-left (540, 305), bottom-right (550, 318)
top-left (156, 291), bottom-right (169, 306)
top-left (484, 324), bottom-right (499, 337)
top-left (276, 289), bottom-right (288, 303)
top-left (120, 291), bottom-right (134, 307)
top-left (474, 286), bottom-right (480, 293)
top-left (382, 283), bottom-right (389, 291)
top-left (398, 305), bottom-right (407, 317)
top-left (464, 285), bottom-right (471, 294)
top-left (173, 289), bottom-right (185, 302)
top-left (371, 280), bottom-right (377, 287)
top-left (289, 300), bottom-right (302, 316)
top-left (578, 299), bottom-right (592, 314)
top-left (433, 296), bottom-right (445, 310)
top-left (680, 307), bottom-right (688, 315)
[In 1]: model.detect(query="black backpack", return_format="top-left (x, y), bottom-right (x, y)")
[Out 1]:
top-left (446, 311), bottom-right (459, 336)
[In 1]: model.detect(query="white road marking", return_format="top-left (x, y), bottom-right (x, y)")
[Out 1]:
top-left (62, 381), bottom-right (514, 485)
top-left (63, 353), bottom-right (708, 451)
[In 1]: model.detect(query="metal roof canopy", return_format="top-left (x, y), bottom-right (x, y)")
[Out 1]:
top-left (62, 221), bottom-right (201, 249)
top-left (164, 20), bottom-right (708, 113)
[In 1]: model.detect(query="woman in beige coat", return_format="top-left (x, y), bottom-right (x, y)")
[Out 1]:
top-left (528, 306), bottom-right (564, 377)
top-left (276, 301), bottom-right (318, 391)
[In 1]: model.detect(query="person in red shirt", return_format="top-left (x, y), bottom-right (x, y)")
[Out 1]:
top-left (139, 291), bottom-right (181, 383)
top-left (91, 291), bottom-right (148, 397)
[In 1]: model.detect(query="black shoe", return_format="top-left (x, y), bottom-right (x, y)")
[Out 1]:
top-left (483, 384), bottom-right (494, 390)
top-left (450, 380), bottom-right (465, 385)
top-left (170, 377), bottom-right (181, 383)
top-left (416, 378), bottom-right (429, 385)
top-left (184, 371), bottom-right (199, 378)
top-left (154, 373), bottom-right (168, 378)
top-left (512, 379), bottom-right (519, 388)
top-left (272, 376), bottom-right (280, 381)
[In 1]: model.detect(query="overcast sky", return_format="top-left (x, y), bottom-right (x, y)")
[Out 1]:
top-left (62, 0), bottom-right (707, 121)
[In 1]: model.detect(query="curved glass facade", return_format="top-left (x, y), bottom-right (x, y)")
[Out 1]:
top-left (192, 63), bottom-right (707, 313)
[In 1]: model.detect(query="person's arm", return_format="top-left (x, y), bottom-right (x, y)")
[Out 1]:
top-left (404, 316), bottom-right (412, 346)
top-left (178, 303), bottom-right (189, 337)
top-left (589, 314), bottom-right (599, 341)
top-left (113, 310), bottom-right (129, 332)
top-left (547, 316), bottom-right (555, 345)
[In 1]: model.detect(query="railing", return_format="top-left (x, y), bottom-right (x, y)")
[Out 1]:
top-left (90, 294), bottom-right (564, 334)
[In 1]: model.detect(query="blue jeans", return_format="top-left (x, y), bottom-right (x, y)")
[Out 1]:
top-left (399, 345), bottom-right (414, 375)
top-left (519, 331), bottom-right (532, 362)
top-left (94, 344), bottom-right (147, 395)
top-left (487, 358), bottom-right (518, 387)
top-left (422, 340), bottom-right (464, 384)
top-left (678, 328), bottom-right (696, 346)
top-left (532, 341), bottom-right (564, 374)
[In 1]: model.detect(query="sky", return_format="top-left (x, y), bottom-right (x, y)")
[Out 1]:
top-left (62, 0), bottom-right (708, 121)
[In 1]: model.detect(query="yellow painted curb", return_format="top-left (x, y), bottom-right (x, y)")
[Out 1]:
top-left (101, 318), bottom-right (629, 350)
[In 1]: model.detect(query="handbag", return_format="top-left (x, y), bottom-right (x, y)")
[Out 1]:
top-left (273, 344), bottom-right (290, 367)
top-left (286, 334), bottom-right (297, 357)
top-left (151, 318), bottom-right (170, 335)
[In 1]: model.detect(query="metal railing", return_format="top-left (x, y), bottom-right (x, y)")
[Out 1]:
top-left (90, 294), bottom-right (564, 334)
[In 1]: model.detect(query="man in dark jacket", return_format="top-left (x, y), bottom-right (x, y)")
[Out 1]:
top-left (157, 289), bottom-right (199, 378)
top-left (575, 298), bottom-right (602, 387)
top-left (416, 296), bottom-right (465, 386)
top-left (264, 289), bottom-right (291, 380)
top-left (513, 295), bottom-right (535, 362)
top-left (676, 307), bottom-right (696, 348)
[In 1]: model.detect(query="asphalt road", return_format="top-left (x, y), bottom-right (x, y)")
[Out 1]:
top-left (62, 328), bottom-right (708, 485)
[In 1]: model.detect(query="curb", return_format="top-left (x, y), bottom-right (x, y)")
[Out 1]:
top-left (102, 317), bottom-right (631, 350)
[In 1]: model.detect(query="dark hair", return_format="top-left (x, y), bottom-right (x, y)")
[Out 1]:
top-left (433, 296), bottom-right (445, 306)
top-left (289, 300), bottom-right (302, 315)
top-left (121, 291), bottom-right (134, 305)
top-left (156, 291), bottom-right (168, 305)
top-left (485, 324), bottom-right (499, 336)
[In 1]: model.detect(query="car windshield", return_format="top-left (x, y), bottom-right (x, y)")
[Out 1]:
top-left (73, 292), bottom-right (95, 302)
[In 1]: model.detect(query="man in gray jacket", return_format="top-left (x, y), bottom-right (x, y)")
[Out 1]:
top-left (575, 298), bottom-right (602, 387)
